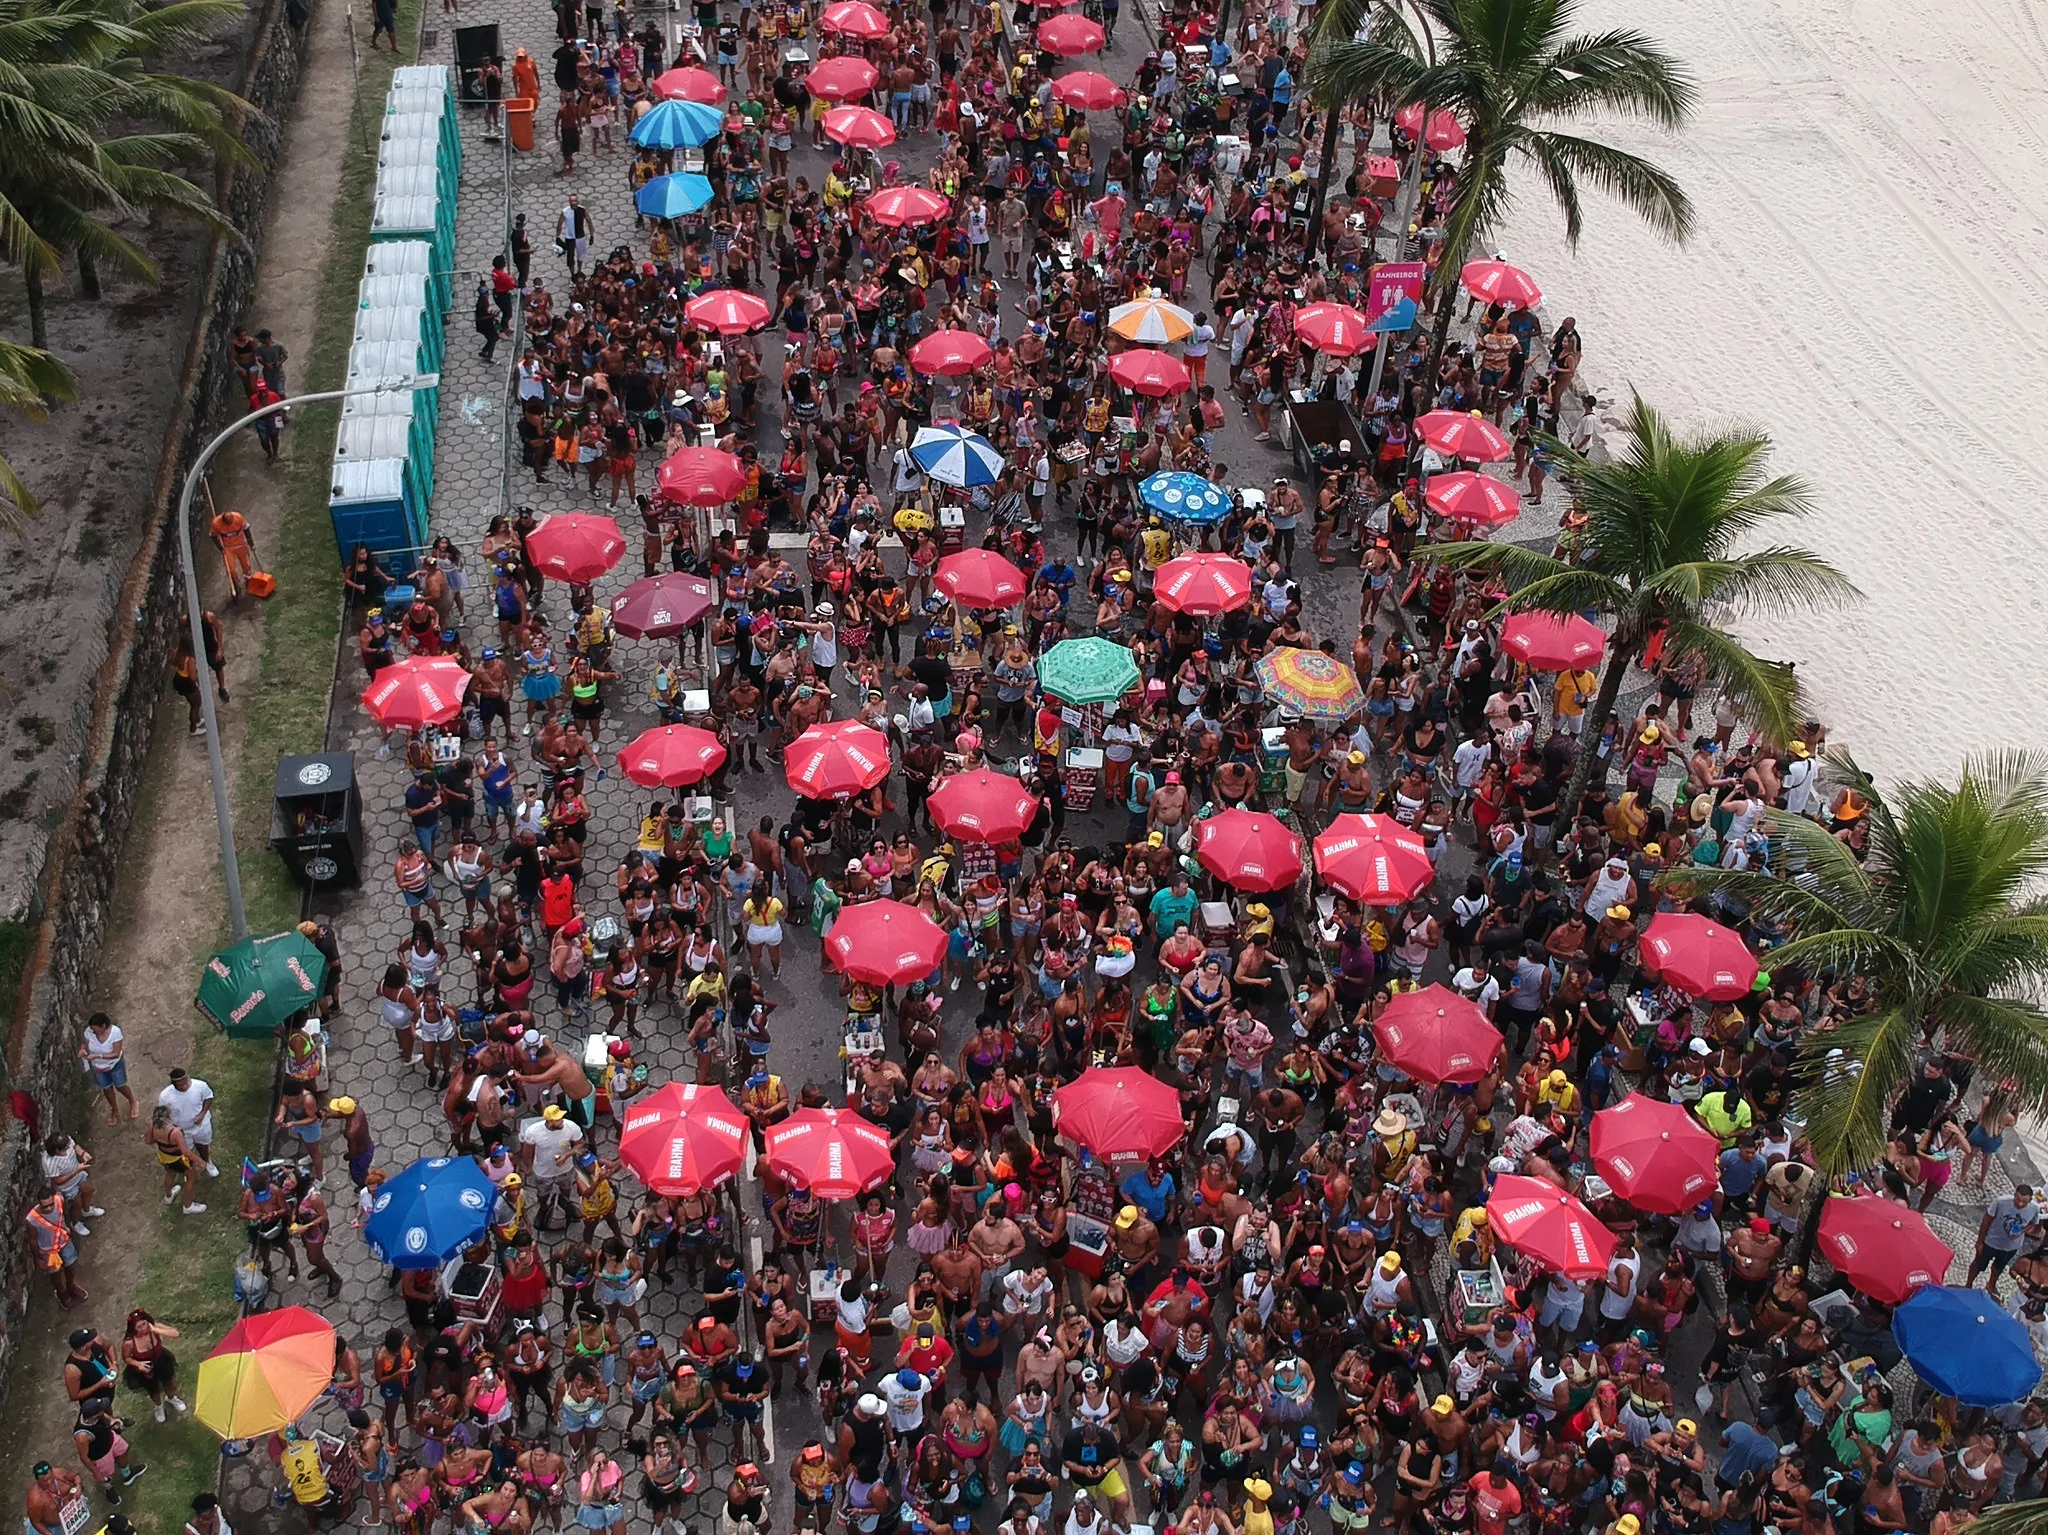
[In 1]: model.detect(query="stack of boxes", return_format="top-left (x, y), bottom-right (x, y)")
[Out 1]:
top-left (328, 64), bottom-right (462, 570)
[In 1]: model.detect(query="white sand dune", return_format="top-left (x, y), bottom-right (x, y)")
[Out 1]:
top-left (1491, 0), bottom-right (2048, 786)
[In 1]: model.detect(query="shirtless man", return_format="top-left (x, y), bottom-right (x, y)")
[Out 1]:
top-left (725, 675), bottom-right (765, 770)
top-left (1724, 1217), bottom-right (1783, 1308)
top-left (930, 1230), bottom-right (987, 1326)
top-left (1109, 1204), bottom-right (1161, 1293)
top-left (967, 1198), bottom-right (1027, 1304)
top-left (1326, 749), bottom-right (1374, 814)
top-left (515, 1037), bottom-right (597, 1130)
top-left (1147, 770), bottom-right (1191, 837)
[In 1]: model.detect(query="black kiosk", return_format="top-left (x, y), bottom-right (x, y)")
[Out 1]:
top-left (270, 752), bottom-right (366, 888)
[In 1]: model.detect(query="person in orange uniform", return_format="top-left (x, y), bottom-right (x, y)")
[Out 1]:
top-left (209, 506), bottom-right (256, 599)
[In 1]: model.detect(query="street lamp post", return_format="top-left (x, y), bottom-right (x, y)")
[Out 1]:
top-left (1360, 0), bottom-right (1438, 407)
top-left (176, 373), bottom-right (439, 940)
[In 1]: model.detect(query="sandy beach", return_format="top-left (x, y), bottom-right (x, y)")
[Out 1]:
top-left (1494, 0), bottom-right (2048, 786)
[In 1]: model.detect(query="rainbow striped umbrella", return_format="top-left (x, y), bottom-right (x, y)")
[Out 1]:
top-left (1254, 647), bottom-right (1366, 722)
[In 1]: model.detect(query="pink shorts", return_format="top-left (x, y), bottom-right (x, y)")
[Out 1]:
top-left (89, 1433), bottom-right (129, 1480)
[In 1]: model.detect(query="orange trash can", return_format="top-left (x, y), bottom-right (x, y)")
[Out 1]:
top-left (506, 97), bottom-right (536, 151)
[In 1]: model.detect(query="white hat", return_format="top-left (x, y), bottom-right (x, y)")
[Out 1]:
top-left (856, 1393), bottom-right (886, 1416)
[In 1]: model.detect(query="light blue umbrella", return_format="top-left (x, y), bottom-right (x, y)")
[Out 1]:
top-left (636, 172), bottom-right (716, 219)
top-left (910, 424), bottom-right (1004, 488)
top-left (1139, 470), bottom-right (1233, 524)
top-left (630, 98), bottom-right (724, 149)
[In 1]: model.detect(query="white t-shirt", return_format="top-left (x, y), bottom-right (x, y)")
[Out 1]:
top-left (160, 1080), bottom-right (215, 1141)
top-left (1185, 322), bottom-right (1214, 359)
top-left (1452, 739), bottom-right (1493, 790)
top-left (82, 1026), bottom-right (125, 1072)
top-left (519, 1118), bottom-right (585, 1179)
top-left (880, 1371), bottom-right (931, 1431)
top-left (1002, 1269), bottom-right (1054, 1319)
top-left (1451, 966), bottom-right (1500, 1012)
top-left (1101, 722), bottom-right (1144, 764)
top-left (1782, 756), bottom-right (1818, 815)
top-left (1031, 454), bottom-right (1051, 496)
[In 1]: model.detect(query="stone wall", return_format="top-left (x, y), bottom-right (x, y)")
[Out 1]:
top-left (0, 0), bottom-right (311, 1408)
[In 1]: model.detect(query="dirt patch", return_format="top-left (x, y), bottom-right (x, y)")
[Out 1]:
top-left (0, 0), bottom-right (362, 1522)
top-left (0, 0), bottom-right (260, 922)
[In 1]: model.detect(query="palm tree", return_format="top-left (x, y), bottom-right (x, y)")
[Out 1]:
top-left (1310, 0), bottom-right (1698, 373)
top-left (0, 333), bottom-right (76, 524)
top-left (1419, 392), bottom-right (1860, 823)
top-left (0, 0), bottom-right (251, 346)
top-left (1681, 753), bottom-right (2048, 1222)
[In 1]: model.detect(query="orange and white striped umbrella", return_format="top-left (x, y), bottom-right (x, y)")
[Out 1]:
top-left (1107, 295), bottom-right (1195, 344)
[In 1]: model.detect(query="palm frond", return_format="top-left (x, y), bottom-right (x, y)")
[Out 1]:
top-left (1519, 28), bottom-right (1697, 125)
top-left (1661, 618), bottom-right (1805, 744)
top-left (1794, 1007), bottom-right (1918, 1177)
top-left (1518, 130), bottom-right (1692, 247)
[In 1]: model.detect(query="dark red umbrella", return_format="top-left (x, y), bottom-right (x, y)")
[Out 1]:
top-left (618, 1083), bottom-right (748, 1194)
top-left (1372, 984), bottom-right (1505, 1085)
top-left (823, 899), bottom-right (948, 985)
top-left (1194, 808), bottom-right (1304, 893)
top-left (651, 66), bottom-right (726, 104)
top-left (1589, 1094), bottom-right (1722, 1215)
top-left (656, 446), bottom-right (747, 506)
top-left (803, 55), bottom-right (881, 102)
top-left (610, 572), bottom-right (715, 638)
top-left (1313, 814), bottom-right (1434, 904)
top-left (1487, 1175), bottom-right (1616, 1279)
top-left (1818, 1197), bottom-right (1955, 1305)
top-left (617, 724), bottom-right (727, 788)
top-left (783, 719), bottom-right (891, 800)
top-left (1052, 1068), bottom-right (1185, 1161)
top-left (763, 1107), bottom-right (896, 1199)
top-left (363, 656), bottom-right (470, 730)
top-left (525, 513), bottom-right (626, 584)
top-left (934, 549), bottom-right (1029, 609)
top-left (1501, 611), bottom-right (1607, 671)
top-left (928, 769), bottom-right (1040, 843)
top-left (1638, 912), bottom-right (1760, 1001)
top-left (1153, 552), bottom-right (1254, 616)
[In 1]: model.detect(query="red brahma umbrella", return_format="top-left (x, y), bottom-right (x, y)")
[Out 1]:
top-left (1108, 348), bottom-right (1193, 397)
top-left (1052, 1068), bottom-right (1185, 1161)
top-left (1394, 104), bottom-right (1467, 151)
top-left (1460, 259), bottom-right (1543, 309)
top-left (1589, 1094), bottom-right (1722, 1215)
top-left (823, 105), bottom-right (896, 148)
top-left (1036, 14), bottom-right (1104, 53)
top-left (865, 186), bottom-right (951, 227)
top-left (1194, 808), bottom-right (1304, 893)
top-left (1313, 814), bottom-right (1434, 904)
top-left (823, 899), bottom-right (948, 985)
top-left (525, 513), bottom-right (626, 584)
top-left (933, 548), bottom-right (1029, 608)
top-left (1425, 471), bottom-right (1522, 527)
top-left (1500, 611), bottom-right (1607, 671)
top-left (909, 329), bottom-right (994, 377)
top-left (1050, 71), bottom-right (1125, 110)
top-left (1294, 302), bottom-right (1375, 357)
top-left (657, 446), bottom-right (747, 506)
top-left (784, 719), bottom-right (891, 800)
top-left (1487, 1175), bottom-right (1616, 1279)
top-left (683, 289), bottom-right (772, 335)
top-left (819, 0), bottom-right (889, 35)
top-left (928, 769), bottom-right (1040, 843)
top-left (619, 1083), bottom-right (748, 1194)
top-left (1372, 984), bottom-right (1504, 1085)
top-left (617, 724), bottom-right (727, 788)
top-left (651, 66), bottom-right (725, 104)
top-left (1817, 1197), bottom-right (1955, 1305)
top-left (803, 56), bottom-right (881, 101)
top-left (363, 655), bottom-right (470, 730)
top-left (1638, 912), bottom-right (1760, 1001)
top-left (763, 1108), bottom-right (896, 1199)
top-left (1415, 410), bottom-right (1512, 462)
top-left (1153, 552), bottom-right (1253, 615)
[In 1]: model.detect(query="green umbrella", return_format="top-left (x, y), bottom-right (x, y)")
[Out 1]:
top-left (197, 931), bottom-right (329, 1039)
top-left (1037, 637), bottom-right (1142, 706)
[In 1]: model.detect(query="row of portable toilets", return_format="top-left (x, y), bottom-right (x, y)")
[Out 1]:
top-left (329, 64), bottom-right (462, 573)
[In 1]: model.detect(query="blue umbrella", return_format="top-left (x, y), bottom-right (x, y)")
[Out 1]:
top-left (1139, 470), bottom-right (1233, 524)
top-left (910, 424), bottom-right (1004, 488)
top-left (363, 1156), bottom-right (497, 1270)
top-left (636, 172), bottom-right (715, 219)
top-left (630, 98), bottom-right (723, 149)
top-left (1893, 1285), bottom-right (2044, 1406)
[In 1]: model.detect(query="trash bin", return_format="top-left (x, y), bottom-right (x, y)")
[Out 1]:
top-left (505, 96), bottom-right (535, 151)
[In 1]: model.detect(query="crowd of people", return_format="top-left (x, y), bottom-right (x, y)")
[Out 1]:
top-left (25, 0), bottom-right (2048, 1530)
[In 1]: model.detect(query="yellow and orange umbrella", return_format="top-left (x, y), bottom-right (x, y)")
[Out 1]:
top-left (1106, 295), bottom-right (1195, 344)
top-left (194, 1306), bottom-right (336, 1438)
top-left (1254, 646), bottom-right (1367, 722)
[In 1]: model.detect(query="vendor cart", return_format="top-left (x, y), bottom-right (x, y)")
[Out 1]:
top-left (1280, 392), bottom-right (1366, 481)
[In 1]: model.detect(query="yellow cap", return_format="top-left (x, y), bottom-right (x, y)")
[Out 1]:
top-left (328, 1097), bottom-right (357, 1115)
top-left (1147, 832), bottom-right (1164, 847)
top-left (1643, 843), bottom-right (1662, 856)
top-left (1115, 1205), bottom-right (1139, 1229)
top-left (543, 1105), bottom-right (567, 1123)
top-left (1608, 904), bottom-right (1631, 920)
top-left (1246, 903), bottom-right (1271, 919)
top-left (1675, 1419), bottom-right (1697, 1435)
top-left (1432, 1395), bottom-right (1456, 1415)
top-left (1545, 1070), bottom-right (1566, 1088)
top-left (503, 1172), bottom-right (523, 1188)
top-left (1380, 1251), bottom-right (1402, 1272)
top-left (1347, 751), bottom-right (1366, 765)
top-left (1615, 1518), bottom-right (1641, 1535)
